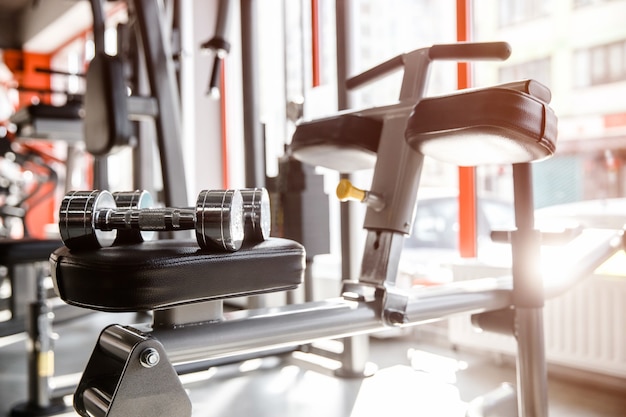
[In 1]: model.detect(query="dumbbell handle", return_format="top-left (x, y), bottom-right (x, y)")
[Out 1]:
top-left (95, 207), bottom-right (197, 232)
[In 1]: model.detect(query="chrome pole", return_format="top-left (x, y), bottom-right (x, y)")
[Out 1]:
top-left (146, 276), bottom-right (513, 369)
top-left (511, 163), bottom-right (549, 417)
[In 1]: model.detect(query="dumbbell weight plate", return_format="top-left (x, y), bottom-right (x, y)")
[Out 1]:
top-left (113, 190), bottom-right (155, 245)
top-left (59, 190), bottom-right (117, 250)
top-left (240, 188), bottom-right (271, 242)
top-left (195, 189), bottom-right (244, 252)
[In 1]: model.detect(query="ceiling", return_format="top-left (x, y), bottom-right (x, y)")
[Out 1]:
top-left (0, 0), bottom-right (33, 13)
top-left (1, 0), bottom-right (89, 52)
top-left (0, 0), bottom-right (32, 49)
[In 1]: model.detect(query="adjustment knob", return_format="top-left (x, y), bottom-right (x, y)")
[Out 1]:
top-left (336, 179), bottom-right (366, 202)
top-left (336, 179), bottom-right (385, 211)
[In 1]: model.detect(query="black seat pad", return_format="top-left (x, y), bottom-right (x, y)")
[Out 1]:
top-left (50, 238), bottom-right (305, 312)
top-left (11, 101), bottom-right (83, 124)
top-left (405, 84), bottom-right (557, 166)
top-left (0, 238), bottom-right (63, 265)
top-left (291, 114), bottom-right (383, 172)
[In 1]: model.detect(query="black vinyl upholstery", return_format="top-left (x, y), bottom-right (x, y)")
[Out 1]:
top-left (290, 114), bottom-right (383, 172)
top-left (10, 101), bottom-right (83, 123)
top-left (405, 81), bottom-right (557, 166)
top-left (84, 53), bottom-right (132, 156)
top-left (50, 238), bottom-right (305, 312)
top-left (0, 239), bottom-right (63, 337)
top-left (290, 79), bottom-right (556, 169)
top-left (0, 239), bottom-right (62, 264)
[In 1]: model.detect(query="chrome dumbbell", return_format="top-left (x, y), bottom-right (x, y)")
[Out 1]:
top-left (112, 190), bottom-right (155, 245)
top-left (240, 187), bottom-right (271, 242)
top-left (59, 188), bottom-right (270, 252)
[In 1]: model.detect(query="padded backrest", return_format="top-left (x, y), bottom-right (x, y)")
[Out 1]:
top-left (405, 80), bottom-right (557, 166)
top-left (290, 114), bottom-right (383, 172)
top-left (84, 53), bottom-right (132, 156)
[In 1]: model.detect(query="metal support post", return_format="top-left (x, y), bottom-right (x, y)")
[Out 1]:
top-left (131, 0), bottom-right (188, 207)
top-left (511, 163), bottom-right (549, 417)
top-left (240, 0), bottom-right (265, 188)
top-left (10, 263), bottom-right (66, 417)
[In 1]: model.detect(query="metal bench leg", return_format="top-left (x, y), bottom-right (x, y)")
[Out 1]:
top-left (511, 163), bottom-right (548, 417)
top-left (10, 264), bottom-right (66, 417)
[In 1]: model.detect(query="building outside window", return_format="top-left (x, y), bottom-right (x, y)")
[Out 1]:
top-left (475, 0), bottom-right (626, 206)
top-left (573, 40), bottom-right (626, 87)
top-left (499, 0), bottom-right (553, 26)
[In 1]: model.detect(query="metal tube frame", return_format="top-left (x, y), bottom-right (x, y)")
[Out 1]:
top-left (240, 0), bottom-right (266, 188)
top-left (103, 225), bottom-right (619, 375)
top-left (67, 221), bottom-right (621, 417)
top-left (511, 163), bottom-right (548, 417)
top-left (131, 0), bottom-right (188, 207)
top-left (9, 263), bottom-right (67, 416)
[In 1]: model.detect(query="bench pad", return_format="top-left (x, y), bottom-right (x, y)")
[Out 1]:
top-left (0, 239), bottom-right (63, 265)
top-left (291, 114), bottom-right (383, 172)
top-left (50, 238), bottom-right (305, 312)
top-left (405, 86), bottom-right (557, 166)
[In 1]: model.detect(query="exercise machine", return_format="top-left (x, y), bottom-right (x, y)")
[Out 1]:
top-left (4, 0), bottom-right (192, 414)
top-left (48, 41), bottom-right (623, 417)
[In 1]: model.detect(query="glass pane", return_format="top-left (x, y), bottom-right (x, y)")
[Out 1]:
top-left (573, 49), bottom-right (591, 88)
top-left (348, 0), bottom-right (457, 108)
top-left (474, 0), bottom-right (626, 206)
top-left (608, 42), bottom-right (623, 81)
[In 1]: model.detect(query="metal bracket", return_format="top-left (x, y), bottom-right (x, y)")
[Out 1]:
top-left (74, 325), bottom-right (191, 417)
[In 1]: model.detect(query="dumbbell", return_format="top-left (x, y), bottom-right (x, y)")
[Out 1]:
top-left (112, 190), bottom-right (155, 245)
top-left (240, 187), bottom-right (271, 242)
top-left (59, 188), bottom-right (271, 251)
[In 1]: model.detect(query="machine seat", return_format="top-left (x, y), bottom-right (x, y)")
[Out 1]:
top-left (11, 101), bottom-right (83, 123)
top-left (10, 101), bottom-right (84, 143)
top-left (290, 79), bottom-right (556, 170)
top-left (291, 114), bottom-right (383, 172)
top-left (50, 238), bottom-right (305, 312)
top-left (0, 239), bottom-right (63, 336)
top-left (0, 238), bottom-right (62, 265)
top-left (405, 80), bottom-right (557, 166)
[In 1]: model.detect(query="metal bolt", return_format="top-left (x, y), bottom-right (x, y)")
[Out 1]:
top-left (386, 310), bottom-right (408, 326)
top-left (139, 348), bottom-right (160, 368)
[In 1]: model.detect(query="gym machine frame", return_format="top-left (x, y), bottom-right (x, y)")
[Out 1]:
top-left (6, 0), bottom-right (190, 415)
top-left (54, 42), bottom-right (624, 417)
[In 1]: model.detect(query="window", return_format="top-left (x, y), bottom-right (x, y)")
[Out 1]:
top-left (499, 0), bottom-right (552, 26)
top-left (574, 0), bottom-right (621, 8)
top-left (404, 197), bottom-right (514, 250)
top-left (574, 40), bottom-right (626, 87)
top-left (499, 57), bottom-right (552, 87)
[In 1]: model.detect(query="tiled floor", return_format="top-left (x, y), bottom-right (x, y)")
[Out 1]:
top-left (1, 312), bottom-right (625, 417)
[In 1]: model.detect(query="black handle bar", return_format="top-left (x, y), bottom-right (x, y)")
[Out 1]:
top-left (428, 41), bottom-right (511, 61)
top-left (346, 41), bottom-right (511, 91)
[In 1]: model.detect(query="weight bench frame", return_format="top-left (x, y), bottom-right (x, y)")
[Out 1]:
top-left (48, 42), bottom-right (618, 417)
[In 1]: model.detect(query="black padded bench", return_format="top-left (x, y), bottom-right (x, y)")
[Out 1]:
top-left (50, 238), bottom-right (305, 313)
top-left (291, 114), bottom-right (383, 172)
top-left (10, 102), bottom-right (84, 143)
top-left (405, 80), bottom-right (557, 166)
top-left (291, 79), bottom-right (556, 170)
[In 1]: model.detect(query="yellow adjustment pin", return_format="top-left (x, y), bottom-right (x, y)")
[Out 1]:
top-left (336, 179), bottom-right (366, 202)
top-left (38, 351), bottom-right (55, 377)
top-left (336, 179), bottom-right (385, 211)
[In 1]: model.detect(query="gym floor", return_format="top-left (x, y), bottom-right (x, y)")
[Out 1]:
top-left (1, 311), bottom-right (625, 417)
